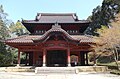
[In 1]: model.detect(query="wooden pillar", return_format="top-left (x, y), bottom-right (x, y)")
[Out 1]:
top-left (17, 49), bottom-right (21, 66)
top-left (78, 52), bottom-right (80, 66)
top-left (80, 52), bottom-right (85, 66)
top-left (25, 53), bottom-right (28, 66)
top-left (43, 49), bottom-right (46, 67)
top-left (86, 52), bottom-right (88, 65)
top-left (93, 51), bottom-right (96, 65)
top-left (33, 52), bottom-right (36, 66)
top-left (29, 52), bottom-right (33, 66)
top-left (67, 48), bottom-right (71, 67)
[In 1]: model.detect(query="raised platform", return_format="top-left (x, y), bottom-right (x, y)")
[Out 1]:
top-left (0, 66), bottom-right (108, 74)
top-left (35, 66), bottom-right (108, 74)
top-left (35, 67), bottom-right (76, 74)
top-left (76, 66), bottom-right (108, 72)
top-left (0, 66), bottom-right (35, 72)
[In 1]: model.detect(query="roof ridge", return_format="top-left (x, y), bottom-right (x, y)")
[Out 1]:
top-left (37, 13), bottom-right (76, 16)
top-left (35, 13), bottom-right (77, 21)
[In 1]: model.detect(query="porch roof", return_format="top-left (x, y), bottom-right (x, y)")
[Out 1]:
top-left (5, 35), bottom-right (93, 44)
top-left (5, 23), bottom-right (93, 44)
top-left (5, 23), bottom-right (93, 43)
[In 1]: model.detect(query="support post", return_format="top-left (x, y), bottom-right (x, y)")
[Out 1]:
top-left (93, 51), bottom-right (96, 66)
top-left (42, 49), bottom-right (46, 67)
top-left (86, 52), bottom-right (88, 65)
top-left (67, 48), bottom-right (71, 67)
top-left (78, 52), bottom-right (80, 66)
top-left (80, 52), bottom-right (85, 66)
top-left (17, 49), bottom-right (21, 67)
top-left (25, 53), bottom-right (28, 66)
top-left (33, 52), bottom-right (36, 66)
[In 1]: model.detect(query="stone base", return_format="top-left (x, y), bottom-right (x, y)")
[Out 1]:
top-left (4, 66), bottom-right (34, 72)
top-left (77, 66), bottom-right (108, 72)
top-left (16, 64), bottom-right (20, 67)
top-left (42, 64), bottom-right (46, 67)
top-left (67, 64), bottom-right (71, 67)
top-left (35, 67), bottom-right (76, 74)
top-left (35, 66), bottom-right (108, 74)
top-left (0, 66), bottom-right (108, 73)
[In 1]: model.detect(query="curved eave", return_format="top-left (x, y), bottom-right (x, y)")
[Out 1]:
top-left (22, 21), bottom-right (91, 24)
top-left (32, 31), bottom-right (80, 44)
top-left (22, 21), bottom-right (90, 34)
top-left (32, 24), bottom-right (80, 43)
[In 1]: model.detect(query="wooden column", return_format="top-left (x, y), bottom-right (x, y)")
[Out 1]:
top-left (43, 49), bottom-right (46, 67)
top-left (78, 52), bottom-right (80, 66)
top-left (25, 53), bottom-right (28, 66)
top-left (67, 48), bottom-right (71, 67)
top-left (33, 52), bottom-right (36, 66)
top-left (29, 52), bottom-right (33, 66)
top-left (80, 52), bottom-right (85, 66)
top-left (17, 49), bottom-right (20, 66)
top-left (93, 51), bottom-right (96, 66)
top-left (86, 52), bottom-right (88, 65)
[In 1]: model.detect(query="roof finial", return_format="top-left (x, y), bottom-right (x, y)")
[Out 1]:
top-left (55, 21), bottom-right (58, 26)
top-left (52, 22), bottom-right (61, 28)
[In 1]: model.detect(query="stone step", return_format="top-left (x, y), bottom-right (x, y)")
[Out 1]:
top-left (35, 67), bottom-right (78, 74)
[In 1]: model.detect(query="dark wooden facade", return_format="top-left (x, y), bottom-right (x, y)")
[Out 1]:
top-left (5, 13), bottom-right (94, 67)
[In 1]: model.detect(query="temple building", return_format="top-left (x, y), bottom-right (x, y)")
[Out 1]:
top-left (5, 13), bottom-right (94, 67)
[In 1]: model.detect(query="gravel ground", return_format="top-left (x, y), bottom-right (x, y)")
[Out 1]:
top-left (0, 72), bottom-right (119, 79)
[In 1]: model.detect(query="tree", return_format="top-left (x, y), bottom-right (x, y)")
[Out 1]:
top-left (9, 20), bottom-right (30, 64)
top-left (8, 19), bottom-right (30, 65)
top-left (93, 13), bottom-right (120, 70)
top-left (0, 5), bottom-right (13, 66)
top-left (9, 20), bottom-right (29, 36)
top-left (85, 0), bottom-right (120, 35)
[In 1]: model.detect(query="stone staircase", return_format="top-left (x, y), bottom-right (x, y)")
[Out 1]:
top-left (35, 67), bottom-right (78, 74)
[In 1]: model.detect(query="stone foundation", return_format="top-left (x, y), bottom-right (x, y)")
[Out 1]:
top-left (0, 67), bottom-right (34, 72)
top-left (0, 66), bottom-right (108, 73)
top-left (76, 66), bottom-right (108, 72)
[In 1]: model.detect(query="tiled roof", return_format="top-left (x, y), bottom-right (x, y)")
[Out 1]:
top-left (5, 35), bottom-right (41, 43)
top-left (5, 24), bottom-right (93, 44)
top-left (32, 23), bottom-right (80, 42)
top-left (22, 13), bottom-right (90, 24)
top-left (5, 35), bottom-right (93, 44)
top-left (36, 13), bottom-right (75, 22)
top-left (22, 20), bottom-right (90, 24)
top-left (71, 35), bottom-right (93, 43)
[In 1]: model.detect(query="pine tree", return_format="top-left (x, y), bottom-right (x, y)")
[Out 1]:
top-left (0, 5), bottom-right (12, 66)
top-left (85, 0), bottom-right (120, 35)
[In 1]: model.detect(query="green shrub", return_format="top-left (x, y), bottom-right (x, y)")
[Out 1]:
top-left (110, 70), bottom-right (120, 75)
top-left (97, 56), bottom-right (114, 63)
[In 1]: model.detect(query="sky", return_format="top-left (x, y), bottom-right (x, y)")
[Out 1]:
top-left (1, 0), bottom-right (103, 22)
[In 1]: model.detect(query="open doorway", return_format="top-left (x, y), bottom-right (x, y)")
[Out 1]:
top-left (46, 50), bottom-right (67, 67)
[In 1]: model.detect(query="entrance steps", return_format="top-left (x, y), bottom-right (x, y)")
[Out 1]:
top-left (35, 67), bottom-right (78, 74)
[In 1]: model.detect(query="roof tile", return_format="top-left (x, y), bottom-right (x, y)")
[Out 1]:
top-left (5, 35), bottom-right (93, 44)
top-left (6, 23), bottom-right (93, 44)
top-left (22, 13), bottom-right (90, 24)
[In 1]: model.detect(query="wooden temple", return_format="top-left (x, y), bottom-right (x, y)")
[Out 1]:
top-left (5, 13), bottom-right (94, 67)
